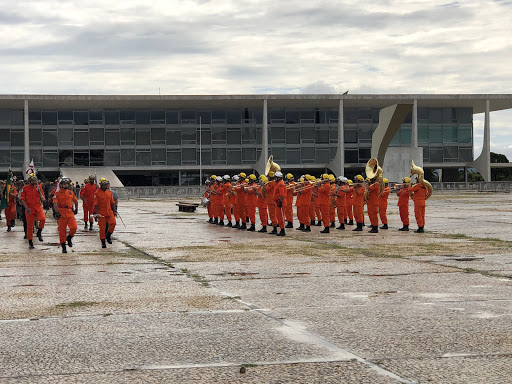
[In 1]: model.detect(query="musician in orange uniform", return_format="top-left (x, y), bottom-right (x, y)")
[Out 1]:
top-left (209, 176), bottom-right (222, 225)
top-left (317, 174), bottom-right (332, 234)
top-left (378, 178), bottom-right (390, 229)
top-left (204, 179), bottom-right (214, 223)
top-left (397, 177), bottom-right (411, 231)
top-left (265, 171), bottom-right (278, 234)
top-left (312, 184), bottom-right (322, 227)
top-left (352, 175), bottom-right (366, 232)
top-left (20, 173), bottom-right (46, 249)
top-left (237, 173), bottom-right (248, 230)
top-left (244, 174), bottom-right (258, 231)
top-left (257, 175), bottom-right (269, 232)
top-left (284, 173), bottom-right (295, 228)
top-left (94, 178), bottom-right (117, 248)
top-left (366, 178), bottom-right (381, 233)
top-left (81, 175), bottom-right (98, 231)
top-left (53, 177), bottom-right (78, 253)
top-left (307, 176), bottom-right (317, 225)
top-left (231, 175), bottom-right (241, 227)
top-left (410, 177), bottom-right (428, 233)
top-left (346, 180), bottom-right (355, 225)
top-left (273, 172), bottom-right (287, 236)
top-left (335, 177), bottom-right (349, 230)
top-left (5, 182), bottom-right (17, 232)
top-left (297, 177), bottom-right (313, 232)
top-left (221, 175), bottom-right (232, 227)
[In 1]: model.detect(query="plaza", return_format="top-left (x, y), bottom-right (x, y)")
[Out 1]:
top-left (1, 191), bottom-right (511, 383)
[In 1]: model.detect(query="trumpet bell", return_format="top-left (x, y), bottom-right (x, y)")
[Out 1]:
top-left (265, 155), bottom-right (281, 176)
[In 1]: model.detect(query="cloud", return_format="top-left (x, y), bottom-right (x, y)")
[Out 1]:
top-left (301, 81), bottom-right (338, 94)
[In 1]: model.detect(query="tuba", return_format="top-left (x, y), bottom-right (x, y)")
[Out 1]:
top-left (410, 160), bottom-right (433, 200)
top-left (365, 158), bottom-right (385, 196)
top-left (265, 155), bottom-right (281, 176)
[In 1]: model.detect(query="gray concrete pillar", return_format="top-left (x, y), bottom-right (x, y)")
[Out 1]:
top-left (412, 99), bottom-right (418, 148)
top-left (328, 98), bottom-right (344, 176)
top-left (470, 99), bottom-right (491, 181)
top-left (23, 100), bottom-right (30, 176)
top-left (254, 98), bottom-right (269, 175)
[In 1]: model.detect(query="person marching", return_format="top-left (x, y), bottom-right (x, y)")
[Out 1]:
top-left (297, 176), bottom-right (313, 232)
top-left (284, 173), bottom-right (295, 228)
top-left (379, 178), bottom-right (390, 229)
top-left (204, 179), bottom-right (214, 223)
top-left (221, 175), bottom-right (232, 227)
top-left (256, 175), bottom-right (269, 232)
top-left (4, 180), bottom-right (17, 232)
top-left (317, 174), bottom-right (332, 233)
top-left (230, 175), bottom-right (242, 228)
top-left (328, 175), bottom-right (337, 228)
top-left (396, 177), bottom-right (411, 231)
top-left (366, 177), bottom-right (381, 233)
top-left (244, 174), bottom-right (258, 231)
top-left (265, 171), bottom-right (278, 234)
top-left (20, 173), bottom-right (46, 249)
top-left (53, 177), bottom-right (79, 253)
top-left (335, 177), bottom-right (349, 230)
top-left (237, 173), bottom-right (248, 230)
top-left (273, 172), bottom-right (287, 236)
top-left (352, 175), bottom-right (366, 232)
top-left (94, 178), bottom-right (117, 248)
top-left (410, 176), bottom-right (428, 233)
top-left (346, 180), bottom-right (355, 225)
top-left (81, 176), bottom-right (98, 230)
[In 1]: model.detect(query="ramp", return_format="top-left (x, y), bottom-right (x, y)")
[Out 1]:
top-left (59, 167), bottom-right (124, 188)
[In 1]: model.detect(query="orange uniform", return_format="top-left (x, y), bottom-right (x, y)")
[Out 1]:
top-left (335, 185), bottom-right (348, 224)
top-left (81, 183), bottom-right (97, 223)
top-left (410, 183), bottom-right (427, 228)
top-left (265, 181), bottom-right (277, 227)
top-left (273, 179), bottom-right (287, 229)
top-left (221, 181), bottom-right (232, 223)
top-left (353, 186), bottom-right (365, 224)
top-left (397, 186), bottom-right (410, 226)
top-left (329, 183), bottom-right (336, 225)
top-left (366, 182), bottom-right (380, 227)
top-left (257, 186), bottom-right (268, 227)
top-left (94, 189), bottom-right (116, 240)
top-left (297, 184), bottom-right (313, 227)
top-left (285, 181), bottom-right (295, 224)
top-left (378, 186), bottom-right (390, 225)
top-left (346, 186), bottom-right (354, 222)
top-left (245, 182), bottom-right (258, 225)
top-left (316, 182), bottom-right (331, 228)
top-left (21, 184), bottom-right (46, 241)
top-left (5, 186), bottom-right (17, 228)
top-left (54, 189), bottom-right (78, 244)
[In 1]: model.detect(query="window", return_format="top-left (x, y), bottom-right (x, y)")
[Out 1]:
top-left (10, 111), bottom-right (24, 126)
top-left (0, 128), bottom-right (9, 143)
top-left (200, 128), bottom-right (211, 145)
top-left (151, 148), bottom-right (166, 165)
top-left (316, 148), bottom-right (329, 163)
top-left (43, 151), bottom-right (58, 167)
top-left (301, 126), bottom-right (315, 143)
top-left (242, 148), bottom-right (256, 163)
top-left (29, 128), bottom-right (42, 144)
top-left (151, 127), bottom-right (165, 144)
top-left (166, 111), bottom-right (179, 124)
top-left (74, 111), bottom-right (89, 125)
top-left (89, 110), bottom-right (104, 124)
top-left (429, 126), bottom-right (442, 144)
top-left (300, 110), bottom-right (314, 123)
top-left (459, 147), bottom-right (473, 162)
top-left (136, 128), bottom-right (150, 145)
top-left (136, 150), bottom-right (151, 165)
top-left (30, 149), bottom-right (42, 166)
top-left (457, 108), bottom-right (472, 124)
top-left (42, 111), bottom-right (57, 126)
top-left (286, 149), bottom-right (300, 164)
top-left (270, 110), bottom-right (285, 123)
top-left (443, 146), bottom-right (458, 160)
top-left (121, 149), bottom-right (135, 165)
top-left (150, 111), bottom-right (165, 124)
top-left (182, 148), bottom-right (196, 164)
top-left (181, 127), bottom-right (196, 144)
top-left (429, 147), bottom-right (443, 162)
top-left (458, 126), bottom-right (472, 143)
top-left (227, 110), bottom-right (241, 124)
top-left (43, 130), bottom-right (58, 146)
top-left (29, 111), bottom-right (42, 124)
top-left (0, 110), bottom-right (9, 125)
top-left (90, 150), bottom-right (104, 166)
top-left (212, 110), bottom-right (226, 123)
top-left (0, 150), bottom-right (9, 166)
top-left (242, 126), bottom-right (256, 144)
top-left (227, 149), bottom-right (241, 165)
top-left (74, 130), bottom-right (89, 146)
top-left (227, 129), bottom-right (241, 145)
top-left (58, 110), bottom-right (73, 124)
top-left (418, 125), bottom-right (429, 144)
top-left (11, 151), bottom-right (24, 167)
top-left (301, 147), bottom-right (315, 163)
top-left (329, 126), bottom-right (338, 143)
top-left (286, 128), bottom-right (300, 145)
top-left (357, 124), bottom-right (372, 142)
top-left (212, 126), bottom-right (226, 143)
top-left (105, 129), bottom-right (120, 146)
top-left (105, 111), bottom-right (120, 125)
top-left (121, 127), bottom-right (135, 144)
top-left (199, 149), bottom-right (211, 165)
top-left (197, 111), bottom-right (211, 124)
top-left (400, 127), bottom-right (412, 145)
top-left (167, 150), bottom-right (181, 165)
top-left (166, 129), bottom-right (181, 145)
top-left (59, 150), bottom-right (74, 166)
top-left (443, 126), bottom-right (457, 143)
top-left (271, 126), bottom-right (285, 143)
top-left (212, 148), bottom-right (226, 164)
top-left (58, 128), bottom-right (73, 144)
top-left (11, 130), bottom-right (24, 146)
top-left (286, 111), bottom-right (300, 124)
top-left (90, 128), bottom-right (104, 145)
top-left (120, 111), bottom-right (135, 123)
top-left (135, 111), bottom-right (150, 125)
top-left (181, 111), bottom-right (196, 124)
top-left (74, 151), bottom-right (89, 166)
top-left (105, 150), bottom-right (120, 166)
top-left (344, 129), bottom-right (357, 143)
top-left (358, 148), bottom-right (371, 163)
top-left (315, 129), bottom-right (329, 144)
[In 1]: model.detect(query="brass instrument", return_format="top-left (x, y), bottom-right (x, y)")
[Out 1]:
top-left (294, 180), bottom-right (326, 193)
top-left (265, 155), bottom-right (281, 176)
top-left (365, 158), bottom-right (385, 196)
top-left (410, 160), bottom-right (433, 200)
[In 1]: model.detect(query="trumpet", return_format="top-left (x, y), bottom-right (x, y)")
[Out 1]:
top-left (294, 180), bottom-right (327, 192)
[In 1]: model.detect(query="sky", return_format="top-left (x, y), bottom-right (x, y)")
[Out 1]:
top-left (1, 0), bottom-right (511, 160)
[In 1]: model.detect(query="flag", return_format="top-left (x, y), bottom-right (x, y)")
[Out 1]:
top-left (0, 169), bottom-right (12, 209)
top-left (25, 159), bottom-right (34, 178)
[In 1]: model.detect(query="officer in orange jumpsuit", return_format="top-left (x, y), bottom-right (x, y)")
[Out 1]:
top-left (53, 177), bottom-right (79, 253)
top-left (316, 175), bottom-right (332, 233)
top-left (265, 172), bottom-right (278, 234)
top-left (379, 178), bottom-right (390, 229)
top-left (410, 178), bottom-right (428, 233)
top-left (221, 175), bottom-right (232, 227)
top-left (244, 174), bottom-right (258, 231)
top-left (312, 185), bottom-right (322, 227)
top-left (397, 177), bottom-right (411, 231)
top-left (81, 176), bottom-right (98, 230)
top-left (296, 178), bottom-right (313, 232)
top-left (231, 175), bottom-right (241, 227)
top-left (5, 183), bottom-right (17, 232)
top-left (237, 174), bottom-right (248, 230)
top-left (329, 175), bottom-right (337, 227)
top-left (284, 173), bottom-right (295, 228)
top-left (335, 176), bottom-right (349, 230)
top-left (20, 173), bottom-right (46, 249)
top-left (256, 175), bottom-right (269, 232)
top-left (209, 176), bottom-right (222, 225)
top-left (94, 178), bottom-right (117, 248)
top-left (352, 175), bottom-right (366, 232)
top-left (346, 180), bottom-right (355, 225)
top-left (273, 172), bottom-right (287, 236)
top-left (366, 179), bottom-right (380, 233)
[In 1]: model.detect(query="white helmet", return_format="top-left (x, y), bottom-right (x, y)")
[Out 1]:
top-left (274, 171), bottom-right (283, 178)
top-left (223, 175), bottom-right (230, 180)
top-left (337, 176), bottom-right (348, 183)
top-left (232, 175), bottom-right (240, 181)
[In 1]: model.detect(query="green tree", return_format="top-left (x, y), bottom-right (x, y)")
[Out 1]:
top-left (490, 152), bottom-right (512, 181)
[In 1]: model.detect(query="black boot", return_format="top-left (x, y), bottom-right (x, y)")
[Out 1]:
top-left (348, 220), bottom-right (354, 225)
top-left (303, 225), bottom-right (311, 232)
top-left (6, 226), bottom-right (11, 232)
top-left (330, 222), bottom-right (335, 228)
top-left (208, 218), bottom-right (213, 223)
top-left (106, 231), bottom-right (113, 244)
top-left (239, 223), bottom-right (247, 230)
top-left (344, 219), bottom-right (348, 224)
top-left (247, 224), bottom-right (255, 231)
top-left (415, 227), bottom-right (424, 233)
top-left (218, 220), bottom-right (224, 226)
top-left (36, 228), bottom-right (43, 242)
top-left (314, 221), bottom-right (322, 226)
top-left (337, 224), bottom-right (345, 230)
top-left (310, 220), bottom-right (316, 226)
top-left (61, 242), bottom-right (67, 253)
top-left (369, 226), bottom-right (378, 233)
top-left (84, 222), bottom-right (88, 229)
top-left (213, 218), bottom-right (218, 225)
top-left (226, 221), bottom-right (232, 228)
top-left (276, 228), bottom-right (286, 237)
top-left (11, 219), bottom-right (15, 227)
top-left (399, 225), bottom-right (409, 231)
top-left (269, 226), bottom-right (278, 234)
top-left (89, 222), bottom-right (93, 231)
top-left (296, 223), bottom-right (305, 231)
top-left (320, 227), bottom-right (330, 233)
top-left (258, 226), bottom-right (267, 233)
top-left (66, 235), bottom-right (73, 247)
top-left (28, 240), bottom-right (34, 249)
top-left (285, 221), bottom-right (293, 228)
top-left (353, 223), bottom-right (363, 232)
top-left (101, 239), bottom-right (107, 248)
top-left (380, 224), bottom-right (388, 229)
top-left (233, 221), bottom-right (240, 228)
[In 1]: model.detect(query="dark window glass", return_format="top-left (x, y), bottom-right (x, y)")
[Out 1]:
top-left (301, 127), bottom-right (315, 141)
top-left (443, 126), bottom-right (457, 143)
top-left (227, 129), bottom-right (241, 145)
top-left (151, 111), bottom-right (165, 123)
top-left (301, 147), bottom-right (315, 162)
top-left (166, 130), bottom-right (181, 145)
top-left (42, 111), bottom-right (57, 125)
top-left (242, 148), bottom-right (256, 162)
top-left (212, 126), bottom-right (226, 142)
top-left (136, 128), bottom-right (150, 145)
top-left (105, 111), bottom-right (120, 125)
top-left (136, 151), bottom-right (151, 165)
top-left (442, 108), bottom-right (452, 123)
top-left (459, 147), bottom-right (473, 162)
top-left (135, 111), bottom-right (150, 124)
top-left (43, 151), bottom-right (58, 167)
top-left (30, 149), bottom-right (42, 166)
top-left (286, 128), bottom-right (300, 144)
top-left (0, 150), bottom-right (10, 166)
top-left (74, 111), bottom-right (89, 125)
top-left (182, 148), bottom-right (196, 163)
top-left (287, 149), bottom-right (300, 164)
top-left (329, 110), bottom-right (338, 123)
top-left (212, 110), bottom-right (226, 121)
top-left (11, 151), bottom-right (24, 167)
top-left (105, 150), bottom-right (120, 166)
top-left (458, 126), bottom-right (472, 143)
top-left (59, 150), bottom-right (74, 166)
top-left (329, 126), bottom-right (338, 142)
top-left (0, 128), bottom-right (9, 142)
top-left (357, 124), bottom-right (372, 141)
top-left (270, 110), bottom-right (285, 122)
top-left (344, 129), bottom-right (357, 143)
top-left (300, 110), bottom-right (314, 122)
top-left (151, 148), bottom-right (166, 163)
top-left (359, 148), bottom-right (371, 163)
top-left (74, 152), bottom-right (89, 166)
top-left (345, 149), bottom-right (358, 163)
top-left (120, 111), bottom-right (135, 122)
top-left (242, 127), bottom-right (256, 143)
top-left (0, 110), bottom-right (9, 125)
top-left (181, 111), bottom-right (196, 123)
top-left (316, 148), bottom-right (329, 163)
top-left (58, 128), bottom-right (73, 143)
top-left (430, 147), bottom-right (443, 162)
top-left (271, 126), bottom-right (285, 142)
top-left (457, 108), bottom-right (472, 124)
top-left (89, 110), bottom-right (103, 123)
top-left (286, 111), bottom-right (300, 124)
top-left (202, 150), bottom-right (212, 166)
top-left (151, 127), bottom-right (165, 142)
top-left (344, 108), bottom-right (358, 124)
top-left (58, 110), bottom-right (73, 122)
top-left (10, 110), bottom-right (24, 125)
top-left (272, 147), bottom-right (285, 162)
top-left (429, 127), bottom-right (442, 144)
top-left (227, 150), bottom-right (241, 165)
top-left (29, 128), bottom-right (42, 143)
top-left (90, 150), bottom-right (104, 166)
top-left (400, 127), bottom-right (412, 145)
top-left (166, 111), bottom-right (179, 124)
top-left (105, 129), bottom-right (120, 146)
top-left (90, 128), bottom-right (104, 143)
top-left (120, 127), bottom-right (135, 143)
top-left (316, 110), bottom-right (327, 124)
top-left (212, 148), bottom-right (226, 163)
top-left (443, 146), bottom-right (458, 160)
top-left (167, 150), bottom-right (181, 165)
top-left (418, 125), bottom-right (429, 143)
top-left (227, 110), bottom-right (241, 124)
top-left (429, 109), bottom-right (443, 124)
top-left (200, 129), bottom-right (211, 145)
top-left (43, 130), bottom-right (58, 146)
top-left (29, 111), bottom-right (42, 123)
top-left (182, 127), bottom-right (196, 144)
top-left (11, 131), bottom-right (24, 146)
top-left (315, 129), bottom-right (329, 144)
top-left (74, 130), bottom-right (89, 146)
top-left (197, 111), bottom-right (211, 124)
top-left (121, 149), bottom-right (135, 164)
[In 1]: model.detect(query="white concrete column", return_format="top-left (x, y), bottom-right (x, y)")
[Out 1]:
top-left (262, 98), bottom-right (268, 160)
top-left (484, 98), bottom-right (491, 179)
top-left (23, 100), bottom-right (30, 176)
top-left (411, 99), bottom-right (418, 148)
top-left (328, 99), bottom-right (344, 176)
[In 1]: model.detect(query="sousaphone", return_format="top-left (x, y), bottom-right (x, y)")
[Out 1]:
top-left (365, 157), bottom-right (385, 196)
top-left (265, 155), bottom-right (281, 176)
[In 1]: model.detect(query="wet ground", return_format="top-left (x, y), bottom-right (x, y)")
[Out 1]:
top-left (1, 191), bottom-right (511, 383)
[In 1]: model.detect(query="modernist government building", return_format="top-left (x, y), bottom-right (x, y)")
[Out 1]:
top-left (1, 94), bottom-right (511, 186)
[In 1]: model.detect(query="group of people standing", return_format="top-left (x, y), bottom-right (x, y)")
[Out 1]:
top-left (1, 174), bottom-right (118, 252)
top-left (203, 171), bottom-right (429, 236)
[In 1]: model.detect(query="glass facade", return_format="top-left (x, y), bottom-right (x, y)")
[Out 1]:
top-left (0, 105), bottom-right (473, 169)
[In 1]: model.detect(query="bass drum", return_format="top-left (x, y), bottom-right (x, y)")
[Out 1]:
top-left (201, 197), bottom-right (210, 207)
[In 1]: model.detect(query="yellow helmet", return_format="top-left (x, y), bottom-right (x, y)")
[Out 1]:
top-left (355, 175), bottom-right (364, 182)
top-left (245, 178), bottom-right (249, 183)
top-left (28, 173), bottom-right (37, 180)
top-left (249, 174), bottom-right (257, 181)
top-left (383, 178), bottom-right (389, 183)
top-left (310, 176), bottom-right (316, 181)
top-left (259, 175), bottom-right (268, 183)
top-left (322, 173), bottom-right (329, 180)
top-left (403, 176), bottom-right (411, 183)
top-left (348, 179), bottom-right (353, 184)
top-left (286, 173), bottom-right (294, 180)
top-left (267, 171), bottom-right (274, 178)
top-left (299, 177), bottom-right (304, 182)
top-left (99, 177), bottom-right (107, 182)
top-left (329, 175), bottom-right (336, 182)
top-left (211, 175), bottom-right (217, 180)
top-left (100, 178), bottom-right (109, 185)
top-left (239, 172), bottom-right (246, 178)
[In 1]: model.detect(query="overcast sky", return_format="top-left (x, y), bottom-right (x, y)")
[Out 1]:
top-left (1, 0), bottom-right (511, 160)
